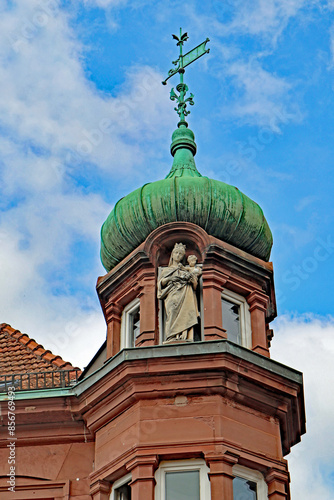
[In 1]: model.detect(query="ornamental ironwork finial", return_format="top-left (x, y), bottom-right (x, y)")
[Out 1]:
top-left (162, 28), bottom-right (210, 127)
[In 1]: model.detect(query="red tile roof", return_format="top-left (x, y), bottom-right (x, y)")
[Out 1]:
top-left (0, 323), bottom-right (81, 376)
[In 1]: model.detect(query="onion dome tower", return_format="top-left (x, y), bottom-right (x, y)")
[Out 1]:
top-left (101, 123), bottom-right (272, 271)
top-left (101, 36), bottom-right (272, 272)
top-left (91, 30), bottom-right (305, 500)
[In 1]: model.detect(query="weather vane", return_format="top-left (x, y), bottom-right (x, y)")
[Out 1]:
top-left (162, 28), bottom-right (210, 127)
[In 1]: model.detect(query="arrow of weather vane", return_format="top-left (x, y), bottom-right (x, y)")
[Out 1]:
top-left (162, 28), bottom-right (210, 126)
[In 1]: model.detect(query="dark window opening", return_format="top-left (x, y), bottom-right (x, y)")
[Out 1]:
top-left (222, 297), bottom-right (241, 345)
top-left (115, 482), bottom-right (131, 500)
top-left (128, 306), bottom-right (140, 347)
top-left (233, 476), bottom-right (257, 499)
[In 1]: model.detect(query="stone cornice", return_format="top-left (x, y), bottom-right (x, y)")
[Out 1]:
top-left (73, 341), bottom-right (304, 456)
top-left (0, 342), bottom-right (305, 456)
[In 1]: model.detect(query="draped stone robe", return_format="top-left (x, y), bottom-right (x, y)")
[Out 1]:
top-left (157, 264), bottom-right (199, 341)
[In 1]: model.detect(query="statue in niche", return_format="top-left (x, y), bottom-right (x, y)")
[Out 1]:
top-left (157, 243), bottom-right (201, 343)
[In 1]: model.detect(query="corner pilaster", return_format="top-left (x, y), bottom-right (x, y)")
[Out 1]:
top-left (126, 455), bottom-right (159, 500)
top-left (90, 479), bottom-right (111, 500)
top-left (106, 303), bottom-right (123, 359)
top-left (266, 467), bottom-right (290, 499)
top-left (202, 268), bottom-right (228, 340)
top-left (247, 290), bottom-right (270, 357)
top-left (205, 451), bottom-right (239, 500)
top-left (136, 273), bottom-right (157, 347)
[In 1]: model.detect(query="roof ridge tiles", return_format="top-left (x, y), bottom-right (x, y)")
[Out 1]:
top-left (40, 349), bottom-right (52, 357)
top-left (30, 342), bottom-right (43, 351)
top-left (0, 323), bottom-right (81, 376)
top-left (17, 334), bottom-right (31, 344)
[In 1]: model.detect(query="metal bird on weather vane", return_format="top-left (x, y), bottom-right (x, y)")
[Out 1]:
top-left (162, 28), bottom-right (210, 127)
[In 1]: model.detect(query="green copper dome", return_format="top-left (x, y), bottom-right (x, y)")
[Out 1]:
top-left (101, 126), bottom-right (272, 271)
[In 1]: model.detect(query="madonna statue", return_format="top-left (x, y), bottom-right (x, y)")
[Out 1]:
top-left (157, 243), bottom-right (200, 342)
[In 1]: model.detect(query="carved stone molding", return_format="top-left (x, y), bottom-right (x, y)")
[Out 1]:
top-left (90, 478), bottom-right (111, 500)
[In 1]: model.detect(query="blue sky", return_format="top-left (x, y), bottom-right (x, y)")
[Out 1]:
top-left (0, 1), bottom-right (333, 498)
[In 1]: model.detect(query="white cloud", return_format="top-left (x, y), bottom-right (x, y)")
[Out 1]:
top-left (271, 314), bottom-right (334, 499)
top-left (295, 195), bottom-right (319, 212)
top-left (78, 0), bottom-right (310, 132)
top-left (82, 0), bottom-right (128, 7)
top-left (330, 24), bottom-right (334, 66)
top-left (186, 0), bottom-right (314, 44)
top-left (0, 189), bottom-right (109, 368)
top-left (274, 222), bottom-right (318, 251)
top-left (0, 0), bottom-right (174, 369)
top-left (0, 1), bottom-right (172, 183)
top-left (227, 0), bottom-right (308, 42)
top-left (186, 0), bottom-right (316, 130)
top-left (222, 58), bottom-right (301, 131)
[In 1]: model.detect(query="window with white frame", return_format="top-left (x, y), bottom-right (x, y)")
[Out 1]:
top-left (155, 459), bottom-right (210, 500)
top-left (221, 289), bottom-right (252, 348)
top-left (110, 473), bottom-right (132, 500)
top-left (120, 298), bottom-right (140, 349)
top-left (232, 465), bottom-right (268, 500)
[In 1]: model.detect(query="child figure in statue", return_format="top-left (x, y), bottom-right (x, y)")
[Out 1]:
top-left (186, 254), bottom-right (202, 278)
top-left (157, 243), bottom-right (200, 343)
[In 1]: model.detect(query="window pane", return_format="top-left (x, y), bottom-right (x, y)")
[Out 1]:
top-left (133, 308), bottom-right (140, 338)
top-left (115, 483), bottom-right (131, 500)
top-left (222, 298), bottom-right (241, 344)
top-left (165, 470), bottom-right (200, 500)
top-left (233, 476), bottom-right (257, 500)
top-left (128, 306), bottom-right (140, 347)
